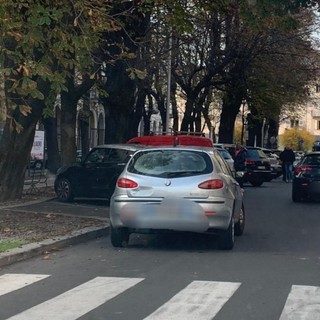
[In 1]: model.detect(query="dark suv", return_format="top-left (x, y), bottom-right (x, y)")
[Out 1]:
top-left (54, 144), bottom-right (146, 202)
top-left (236, 147), bottom-right (272, 187)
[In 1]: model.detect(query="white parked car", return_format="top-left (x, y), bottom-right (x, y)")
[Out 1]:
top-left (216, 148), bottom-right (235, 171)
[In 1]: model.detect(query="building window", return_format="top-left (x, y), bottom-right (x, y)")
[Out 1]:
top-left (316, 84), bottom-right (320, 93)
top-left (317, 120), bottom-right (320, 130)
top-left (290, 119), bottom-right (299, 128)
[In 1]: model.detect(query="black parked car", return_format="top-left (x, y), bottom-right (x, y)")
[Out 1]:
top-left (54, 144), bottom-right (146, 202)
top-left (292, 151), bottom-right (320, 202)
top-left (235, 147), bottom-right (272, 187)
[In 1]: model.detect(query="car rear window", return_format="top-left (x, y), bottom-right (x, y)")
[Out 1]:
top-left (302, 155), bottom-right (320, 165)
top-left (85, 147), bottom-right (133, 164)
top-left (127, 150), bottom-right (213, 178)
top-left (246, 149), bottom-right (268, 159)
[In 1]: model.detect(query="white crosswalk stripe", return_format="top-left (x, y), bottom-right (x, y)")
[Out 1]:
top-left (143, 280), bottom-right (241, 320)
top-left (6, 276), bottom-right (144, 320)
top-left (1, 274), bottom-right (320, 320)
top-left (0, 274), bottom-right (50, 297)
top-left (279, 285), bottom-right (320, 320)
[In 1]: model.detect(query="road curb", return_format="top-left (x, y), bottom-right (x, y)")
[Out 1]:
top-left (0, 225), bottom-right (110, 268)
top-left (0, 197), bottom-right (56, 210)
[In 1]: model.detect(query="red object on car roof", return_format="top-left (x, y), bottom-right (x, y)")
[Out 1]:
top-left (127, 135), bottom-right (213, 147)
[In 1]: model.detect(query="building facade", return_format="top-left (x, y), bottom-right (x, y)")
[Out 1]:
top-left (278, 83), bottom-right (320, 148)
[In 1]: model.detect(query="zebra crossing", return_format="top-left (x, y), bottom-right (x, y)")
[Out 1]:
top-left (1, 274), bottom-right (320, 320)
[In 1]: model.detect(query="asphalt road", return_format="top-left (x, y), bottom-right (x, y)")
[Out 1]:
top-left (1, 179), bottom-right (320, 320)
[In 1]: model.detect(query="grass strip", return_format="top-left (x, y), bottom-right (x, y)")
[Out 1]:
top-left (0, 240), bottom-right (28, 253)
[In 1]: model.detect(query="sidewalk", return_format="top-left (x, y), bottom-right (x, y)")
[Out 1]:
top-left (0, 174), bottom-right (110, 268)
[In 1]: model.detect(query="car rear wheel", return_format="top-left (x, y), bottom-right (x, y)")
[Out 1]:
top-left (218, 218), bottom-right (234, 250)
top-left (249, 179), bottom-right (263, 187)
top-left (55, 178), bottom-right (73, 202)
top-left (110, 224), bottom-right (130, 247)
top-left (235, 204), bottom-right (245, 236)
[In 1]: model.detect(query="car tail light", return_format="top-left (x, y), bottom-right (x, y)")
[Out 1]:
top-left (117, 178), bottom-right (138, 188)
top-left (245, 159), bottom-right (255, 165)
top-left (294, 166), bottom-right (312, 175)
top-left (198, 179), bottom-right (224, 189)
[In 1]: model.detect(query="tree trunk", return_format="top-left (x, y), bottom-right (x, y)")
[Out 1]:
top-left (79, 93), bottom-right (90, 159)
top-left (103, 60), bottom-right (136, 142)
top-left (246, 110), bottom-right (263, 147)
top-left (128, 89), bottom-right (146, 139)
top-left (218, 91), bottom-right (241, 144)
top-left (171, 80), bottom-right (179, 133)
top-left (181, 96), bottom-right (196, 132)
top-left (218, 81), bottom-right (244, 143)
top-left (60, 89), bottom-right (77, 166)
top-left (218, 106), bottom-right (239, 143)
top-left (266, 117), bottom-right (279, 149)
top-left (0, 43), bottom-right (50, 200)
top-left (0, 120), bottom-right (37, 200)
top-left (59, 74), bottom-right (95, 165)
top-left (43, 116), bottom-right (61, 173)
top-left (0, 92), bottom-right (46, 201)
top-left (104, 104), bottom-right (132, 143)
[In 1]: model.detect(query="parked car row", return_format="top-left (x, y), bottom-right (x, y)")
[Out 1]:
top-left (54, 138), bottom-right (286, 205)
top-left (259, 148), bottom-right (283, 180)
top-left (54, 135), bottom-right (245, 250)
top-left (55, 139), bottom-right (299, 207)
top-left (53, 133), bottom-right (320, 249)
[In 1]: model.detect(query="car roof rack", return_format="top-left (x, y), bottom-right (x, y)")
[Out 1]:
top-left (127, 131), bottom-right (213, 147)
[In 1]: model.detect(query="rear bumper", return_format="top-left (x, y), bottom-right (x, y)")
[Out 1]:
top-left (293, 179), bottom-right (320, 199)
top-left (110, 196), bottom-right (234, 233)
top-left (237, 170), bottom-right (272, 182)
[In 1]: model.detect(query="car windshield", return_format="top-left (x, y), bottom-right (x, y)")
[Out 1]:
top-left (246, 149), bottom-right (268, 159)
top-left (218, 149), bottom-right (232, 159)
top-left (302, 155), bottom-right (320, 166)
top-left (127, 150), bottom-right (213, 178)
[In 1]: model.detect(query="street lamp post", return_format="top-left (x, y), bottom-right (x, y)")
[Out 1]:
top-left (241, 100), bottom-right (246, 145)
top-left (165, 32), bottom-right (172, 135)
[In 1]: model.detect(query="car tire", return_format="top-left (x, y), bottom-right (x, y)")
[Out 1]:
top-left (218, 218), bottom-right (234, 250)
top-left (292, 188), bottom-right (302, 202)
top-left (249, 180), bottom-right (263, 187)
top-left (110, 224), bottom-right (130, 247)
top-left (235, 203), bottom-right (245, 236)
top-left (55, 177), bottom-right (73, 202)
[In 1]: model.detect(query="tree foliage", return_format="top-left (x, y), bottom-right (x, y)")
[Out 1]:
top-left (1, 0), bottom-right (320, 201)
top-left (280, 128), bottom-right (314, 151)
top-left (0, 0), bottom-right (132, 200)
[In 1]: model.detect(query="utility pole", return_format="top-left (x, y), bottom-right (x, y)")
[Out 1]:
top-left (165, 32), bottom-right (172, 135)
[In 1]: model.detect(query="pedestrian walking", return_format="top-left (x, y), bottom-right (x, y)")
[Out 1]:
top-left (234, 144), bottom-right (247, 171)
top-left (234, 144), bottom-right (247, 187)
top-left (279, 144), bottom-right (295, 182)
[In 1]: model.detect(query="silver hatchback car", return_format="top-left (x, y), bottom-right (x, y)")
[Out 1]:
top-left (110, 146), bottom-right (245, 250)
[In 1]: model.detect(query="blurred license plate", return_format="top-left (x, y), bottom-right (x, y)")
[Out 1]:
top-left (258, 166), bottom-right (265, 169)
